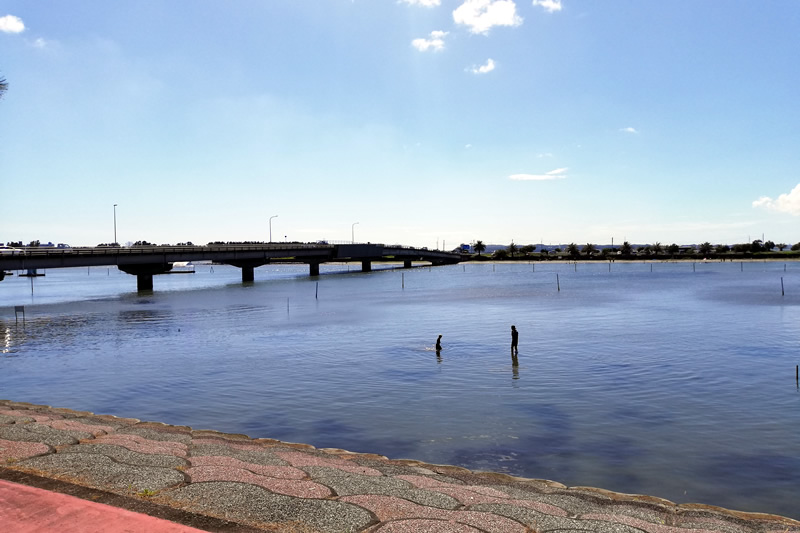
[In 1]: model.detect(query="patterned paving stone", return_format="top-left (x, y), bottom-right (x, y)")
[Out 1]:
top-left (0, 409), bottom-right (60, 423)
top-left (342, 495), bottom-right (529, 533)
top-left (120, 426), bottom-right (193, 445)
top-left (190, 443), bottom-right (289, 466)
top-left (276, 450), bottom-right (383, 476)
top-left (16, 452), bottom-right (186, 493)
top-left (0, 423), bottom-right (88, 446)
top-left (92, 434), bottom-right (188, 457)
top-left (189, 455), bottom-right (306, 479)
top-left (162, 481), bottom-right (375, 533)
top-left (59, 443), bottom-right (189, 469)
top-left (45, 419), bottom-right (115, 436)
top-left (371, 519), bottom-right (485, 532)
top-left (310, 468), bottom-right (461, 510)
top-left (581, 513), bottom-right (727, 533)
top-left (0, 438), bottom-right (51, 462)
top-left (186, 465), bottom-right (333, 498)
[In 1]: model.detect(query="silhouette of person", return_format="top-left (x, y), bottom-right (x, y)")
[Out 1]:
top-left (435, 334), bottom-right (442, 352)
top-left (510, 325), bottom-right (518, 356)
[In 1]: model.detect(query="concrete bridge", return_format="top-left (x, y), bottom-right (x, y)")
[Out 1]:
top-left (0, 243), bottom-right (464, 290)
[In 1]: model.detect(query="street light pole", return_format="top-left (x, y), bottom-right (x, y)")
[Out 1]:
top-left (113, 204), bottom-right (118, 245)
top-left (269, 215), bottom-right (278, 242)
top-left (352, 222), bottom-right (359, 244)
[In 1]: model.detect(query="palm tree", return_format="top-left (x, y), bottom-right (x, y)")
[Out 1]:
top-left (507, 242), bottom-right (518, 258)
top-left (698, 242), bottom-right (713, 257)
top-left (0, 75), bottom-right (7, 100)
top-left (567, 243), bottom-right (580, 258)
top-left (778, 243), bottom-right (787, 251)
top-left (473, 240), bottom-right (486, 256)
top-left (582, 243), bottom-right (597, 256)
top-left (652, 242), bottom-right (663, 255)
top-left (666, 243), bottom-right (680, 256)
top-left (620, 241), bottom-right (633, 255)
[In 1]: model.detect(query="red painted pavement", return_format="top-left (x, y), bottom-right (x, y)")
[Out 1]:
top-left (0, 480), bottom-right (205, 533)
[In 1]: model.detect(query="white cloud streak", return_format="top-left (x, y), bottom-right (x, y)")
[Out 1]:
top-left (620, 126), bottom-right (638, 134)
top-left (752, 183), bottom-right (800, 216)
top-left (469, 58), bottom-right (496, 74)
top-left (400, 0), bottom-right (441, 6)
top-left (0, 14), bottom-right (25, 33)
top-left (453, 0), bottom-right (522, 35)
top-left (532, 0), bottom-right (562, 13)
top-left (411, 30), bottom-right (448, 52)
top-left (509, 168), bottom-right (568, 181)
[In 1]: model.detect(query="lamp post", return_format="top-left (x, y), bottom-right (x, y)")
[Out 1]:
top-left (351, 222), bottom-right (359, 244)
top-left (269, 215), bottom-right (278, 243)
top-left (113, 204), bottom-right (118, 245)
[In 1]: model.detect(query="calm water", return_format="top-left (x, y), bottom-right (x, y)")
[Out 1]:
top-left (2, 261), bottom-right (799, 518)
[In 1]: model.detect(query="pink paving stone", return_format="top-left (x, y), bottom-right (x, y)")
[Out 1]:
top-left (342, 495), bottom-right (528, 533)
top-left (275, 450), bottom-right (383, 476)
top-left (582, 514), bottom-right (720, 533)
top-left (192, 437), bottom-right (268, 451)
top-left (189, 456), bottom-right (306, 479)
top-left (0, 439), bottom-right (50, 462)
top-left (186, 465), bottom-right (332, 499)
top-left (0, 410), bottom-right (60, 423)
top-left (397, 475), bottom-right (567, 517)
top-left (92, 434), bottom-right (188, 457)
top-left (374, 519), bottom-right (484, 533)
top-left (45, 419), bottom-right (115, 436)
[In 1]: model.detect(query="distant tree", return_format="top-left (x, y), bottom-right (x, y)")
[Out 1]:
top-left (582, 243), bottom-right (597, 256)
top-left (792, 242), bottom-right (800, 252)
top-left (764, 240), bottom-right (775, 251)
top-left (473, 240), bottom-right (486, 256)
top-left (553, 247), bottom-right (562, 254)
top-left (638, 246), bottom-right (650, 255)
top-left (777, 243), bottom-right (787, 251)
top-left (620, 241), bottom-right (633, 255)
top-left (519, 244), bottom-right (536, 255)
top-left (715, 244), bottom-right (730, 254)
top-left (493, 249), bottom-right (508, 260)
top-left (732, 243), bottom-right (750, 253)
top-left (507, 242), bottom-right (518, 258)
top-left (28, 240), bottom-right (40, 247)
top-left (652, 242), bottom-right (663, 255)
top-left (698, 242), bottom-right (713, 256)
top-left (0, 75), bottom-right (7, 100)
top-left (567, 243), bottom-right (580, 258)
top-left (666, 243), bottom-right (680, 256)
top-left (751, 239), bottom-right (764, 253)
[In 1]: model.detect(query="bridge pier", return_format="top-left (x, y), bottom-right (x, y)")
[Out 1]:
top-left (118, 263), bottom-right (173, 292)
top-left (309, 262), bottom-right (320, 276)
top-left (361, 261), bottom-right (372, 272)
top-left (403, 260), bottom-right (412, 269)
top-left (241, 266), bottom-right (255, 283)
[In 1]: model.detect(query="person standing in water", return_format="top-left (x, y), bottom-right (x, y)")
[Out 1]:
top-left (435, 335), bottom-right (442, 352)
top-left (510, 325), bottom-right (518, 355)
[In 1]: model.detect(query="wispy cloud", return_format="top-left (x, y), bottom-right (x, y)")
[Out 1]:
top-left (532, 0), bottom-right (562, 13)
top-left (620, 126), bottom-right (639, 134)
top-left (0, 14), bottom-right (25, 33)
top-left (411, 30), bottom-right (448, 52)
top-left (510, 167), bottom-right (568, 181)
top-left (400, 0), bottom-right (441, 6)
top-left (752, 183), bottom-right (800, 216)
top-left (453, 0), bottom-right (522, 35)
top-left (469, 58), bottom-right (496, 74)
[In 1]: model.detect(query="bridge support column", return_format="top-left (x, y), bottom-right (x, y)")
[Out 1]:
top-left (309, 262), bottom-right (320, 276)
top-left (241, 266), bottom-right (255, 283)
top-left (361, 261), bottom-right (372, 272)
top-left (403, 260), bottom-right (412, 268)
top-left (118, 263), bottom-right (172, 292)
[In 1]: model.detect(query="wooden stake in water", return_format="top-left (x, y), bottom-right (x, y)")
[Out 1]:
top-left (781, 277), bottom-right (784, 296)
top-left (557, 273), bottom-right (560, 292)
top-left (402, 273), bottom-right (404, 289)
top-left (693, 263), bottom-right (696, 272)
top-left (287, 298), bottom-right (290, 313)
top-left (315, 282), bottom-right (318, 299)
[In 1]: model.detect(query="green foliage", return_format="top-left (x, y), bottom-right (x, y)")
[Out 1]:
top-left (473, 240), bottom-right (486, 256)
top-left (792, 242), bottom-right (800, 251)
top-left (492, 249), bottom-right (508, 260)
top-left (567, 243), bottom-right (579, 257)
top-left (0, 75), bottom-right (7, 100)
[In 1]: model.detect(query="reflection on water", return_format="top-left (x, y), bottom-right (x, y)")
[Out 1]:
top-left (1, 262), bottom-right (799, 518)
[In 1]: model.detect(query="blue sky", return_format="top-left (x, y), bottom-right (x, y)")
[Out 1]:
top-left (1, 1), bottom-right (799, 248)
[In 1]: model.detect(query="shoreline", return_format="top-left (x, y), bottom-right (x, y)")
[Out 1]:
top-left (2, 399), bottom-right (799, 532)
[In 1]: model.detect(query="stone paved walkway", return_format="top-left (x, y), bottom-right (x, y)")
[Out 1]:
top-left (1, 400), bottom-right (799, 533)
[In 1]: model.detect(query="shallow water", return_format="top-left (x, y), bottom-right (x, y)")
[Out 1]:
top-left (2, 261), bottom-right (799, 518)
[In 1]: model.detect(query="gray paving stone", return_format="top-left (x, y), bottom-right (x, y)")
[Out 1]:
top-left (0, 424), bottom-right (83, 446)
top-left (119, 426), bottom-right (193, 444)
top-left (17, 452), bottom-right (185, 493)
top-left (162, 481), bottom-right (376, 533)
top-left (59, 443), bottom-right (189, 469)
top-left (471, 504), bottom-right (643, 533)
top-left (190, 443), bottom-right (288, 466)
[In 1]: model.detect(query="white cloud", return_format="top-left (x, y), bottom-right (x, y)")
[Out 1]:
top-left (510, 167), bottom-right (568, 181)
top-left (411, 30), bottom-right (448, 52)
top-left (469, 58), bottom-right (496, 74)
top-left (620, 126), bottom-right (639, 134)
top-left (752, 183), bottom-right (800, 216)
top-left (532, 0), bottom-right (562, 13)
top-left (453, 0), bottom-right (522, 35)
top-left (0, 14), bottom-right (25, 33)
top-left (400, 0), bottom-right (441, 6)
top-left (32, 37), bottom-right (49, 49)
